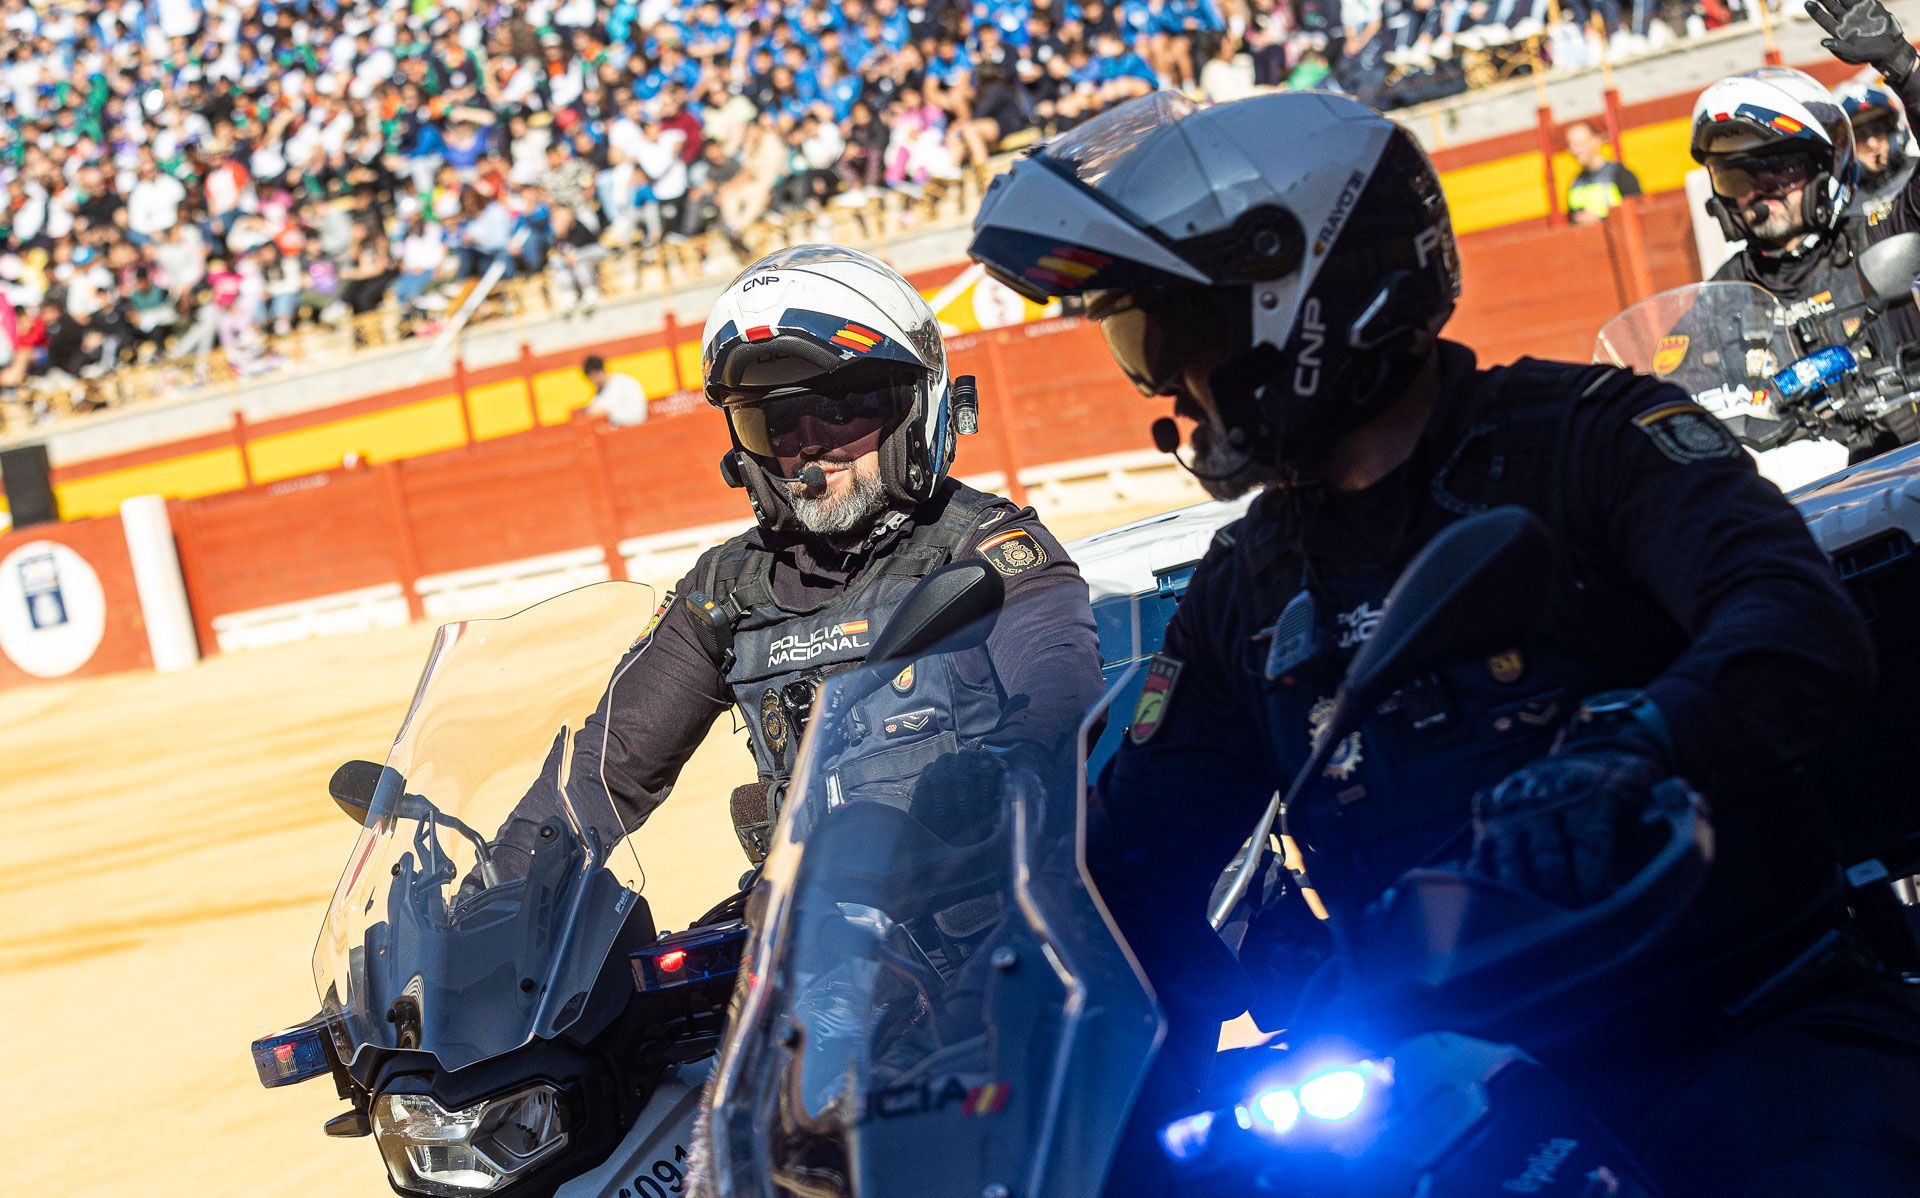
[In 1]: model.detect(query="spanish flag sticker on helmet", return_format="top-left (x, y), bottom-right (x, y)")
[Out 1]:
top-left (830, 322), bottom-right (882, 352)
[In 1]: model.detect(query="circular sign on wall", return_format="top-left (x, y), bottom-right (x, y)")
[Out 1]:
top-left (971, 275), bottom-right (1031, 331)
top-left (0, 540), bottom-right (107, 678)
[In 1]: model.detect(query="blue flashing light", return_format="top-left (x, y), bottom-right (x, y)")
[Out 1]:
top-left (1159, 1110), bottom-right (1216, 1162)
top-left (1251, 1085), bottom-right (1302, 1136)
top-left (1298, 1066), bottom-right (1369, 1122)
top-left (252, 1021), bottom-right (334, 1089)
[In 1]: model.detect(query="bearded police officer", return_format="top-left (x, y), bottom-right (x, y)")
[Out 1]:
top-left (492, 245), bottom-right (1103, 872)
top-left (1696, 0), bottom-right (1920, 359)
top-left (969, 90), bottom-right (1920, 1194)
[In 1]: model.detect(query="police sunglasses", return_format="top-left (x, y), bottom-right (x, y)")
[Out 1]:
top-left (1706, 151), bottom-right (1816, 200)
top-left (1087, 287), bottom-right (1247, 397)
top-left (724, 382), bottom-right (914, 464)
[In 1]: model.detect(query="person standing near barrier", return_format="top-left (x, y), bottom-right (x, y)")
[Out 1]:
top-left (491, 245), bottom-right (1104, 871)
top-left (581, 354), bottom-right (648, 427)
top-left (1565, 121), bottom-right (1643, 224)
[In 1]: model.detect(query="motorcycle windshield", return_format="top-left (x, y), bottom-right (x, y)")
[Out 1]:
top-left (707, 594), bottom-right (1162, 1198)
top-left (1593, 280), bottom-right (1793, 422)
top-left (311, 582), bottom-right (656, 1074)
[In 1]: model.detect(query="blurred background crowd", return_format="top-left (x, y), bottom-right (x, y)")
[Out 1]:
top-left (0, 0), bottom-right (1758, 425)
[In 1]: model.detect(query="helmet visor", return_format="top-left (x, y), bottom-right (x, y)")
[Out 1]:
top-left (1705, 147), bottom-right (1816, 200)
top-left (724, 381), bottom-right (915, 471)
top-left (1854, 112), bottom-right (1900, 144)
top-left (1088, 287), bottom-right (1245, 397)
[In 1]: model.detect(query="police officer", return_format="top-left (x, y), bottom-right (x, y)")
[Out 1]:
top-left (1697, 0), bottom-right (1920, 356)
top-left (969, 91), bottom-right (1920, 1194)
top-left (1837, 72), bottom-right (1917, 225)
top-left (492, 245), bottom-right (1104, 872)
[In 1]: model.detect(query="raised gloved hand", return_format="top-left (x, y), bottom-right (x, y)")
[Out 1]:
top-left (1807, 0), bottom-right (1918, 87)
top-left (1468, 691), bottom-right (1677, 909)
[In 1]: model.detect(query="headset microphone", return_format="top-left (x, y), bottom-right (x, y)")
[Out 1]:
top-left (800, 464), bottom-right (827, 489)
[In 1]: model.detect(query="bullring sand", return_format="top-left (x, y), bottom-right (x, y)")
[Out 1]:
top-left (0, 498), bottom-right (1186, 1198)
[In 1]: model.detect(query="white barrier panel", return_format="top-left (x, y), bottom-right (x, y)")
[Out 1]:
top-left (119, 495), bottom-right (200, 673)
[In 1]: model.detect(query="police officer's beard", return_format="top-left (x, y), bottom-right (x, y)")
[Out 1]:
top-left (788, 460), bottom-right (887, 535)
top-left (1745, 192), bottom-right (1806, 246)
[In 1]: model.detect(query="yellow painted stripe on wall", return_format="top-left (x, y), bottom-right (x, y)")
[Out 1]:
top-left (245, 396), bottom-right (466, 483)
top-left (1618, 117), bottom-right (1696, 194)
top-left (55, 446), bottom-right (249, 519)
top-left (617, 348), bottom-right (678, 397)
top-left (1444, 117), bottom-right (1697, 234)
top-left (675, 342), bottom-right (702, 392)
top-left (1446, 154), bottom-right (1555, 233)
top-left (468, 379), bottom-right (536, 441)
top-left (533, 367), bottom-right (595, 425)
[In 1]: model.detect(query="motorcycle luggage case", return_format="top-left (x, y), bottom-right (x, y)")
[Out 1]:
top-left (1795, 448), bottom-right (1920, 875)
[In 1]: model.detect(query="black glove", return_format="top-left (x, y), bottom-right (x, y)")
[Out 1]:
top-left (909, 748), bottom-right (1012, 845)
top-left (1468, 691), bottom-right (1676, 909)
top-left (1807, 0), bottom-right (1918, 86)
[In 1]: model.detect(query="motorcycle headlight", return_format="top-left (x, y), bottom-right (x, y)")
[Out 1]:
top-left (373, 1085), bottom-right (570, 1196)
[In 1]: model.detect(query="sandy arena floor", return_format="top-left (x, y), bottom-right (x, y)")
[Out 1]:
top-left (0, 497), bottom-right (1198, 1198)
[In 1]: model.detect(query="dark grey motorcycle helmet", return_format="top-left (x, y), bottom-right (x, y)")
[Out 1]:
top-left (967, 90), bottom-right (1462, 481)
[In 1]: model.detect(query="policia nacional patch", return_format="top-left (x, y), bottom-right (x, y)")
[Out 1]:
top-left (1632, 401), bottom-right (1740, 464)
top-left (1129, 655), bottom-right (1182, 745)
top-left (978, 528), bottom-right (1048, 576)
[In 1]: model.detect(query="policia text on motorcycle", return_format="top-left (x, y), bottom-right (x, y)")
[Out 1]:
top-left (493, 246), bottom-right (1106, 872)
top-left (970, 88), bottom-right (1920, 1195)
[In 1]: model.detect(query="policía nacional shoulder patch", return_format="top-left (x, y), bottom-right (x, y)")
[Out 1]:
top-left (1129, 654), bottom-right (1183, 745)
top-left (979, 528), bottom-right (1048, 576)
top-left (1632, 401), bottom-right (1740, 464)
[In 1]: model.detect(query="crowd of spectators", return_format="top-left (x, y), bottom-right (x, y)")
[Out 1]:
top-left (0, 0), bottom-right (1754, 425)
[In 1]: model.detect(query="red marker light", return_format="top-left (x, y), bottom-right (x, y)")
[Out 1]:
top-left (274, 1043), bottom-right (297, 1065)
top-left (658, 949), bottom-right (688, 973)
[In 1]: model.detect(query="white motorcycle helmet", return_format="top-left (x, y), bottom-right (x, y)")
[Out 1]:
top-left (1690, 67), bottom-right (1856, 244)
top-left (1834, 73), bottom-right (1912, 192)
top-left (702, 245), bottom-right (964, 533)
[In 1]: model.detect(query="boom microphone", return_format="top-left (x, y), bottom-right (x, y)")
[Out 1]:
top-left (800, 464), bottom-right (827, 489)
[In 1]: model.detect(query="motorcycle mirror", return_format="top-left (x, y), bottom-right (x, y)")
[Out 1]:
top-left (329, 759), bottom-right (386, 821)
top-left (866, 558), bottom-right (1005, 666)
top-left (329, 759), bottom-right (429, 824)
top-left (1856, 231), bottom-right (1920, 311)
top-left (1321, 506), bottom-right (1555, 764)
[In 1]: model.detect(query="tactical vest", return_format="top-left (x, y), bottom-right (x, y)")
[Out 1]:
top-left (1235, 362), bottom-right (1682, 912)
top-left (700, 484), bottom-right (1006, 858)
top-left (1852, 158), bottom-right (1916, 230)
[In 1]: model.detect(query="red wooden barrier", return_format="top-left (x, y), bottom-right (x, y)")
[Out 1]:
top-left (0, 515), bottom-right (151, 687)
top-left (1450, 192), bottom-right (1699, 364)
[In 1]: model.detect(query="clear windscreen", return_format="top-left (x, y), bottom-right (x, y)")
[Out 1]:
top-left (707, 593), bottom-right (1161, 1198)
top-left (311, 582), bottom-right (656, 1074)
top-left (1593, 281), bottom-right (1794, 426)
